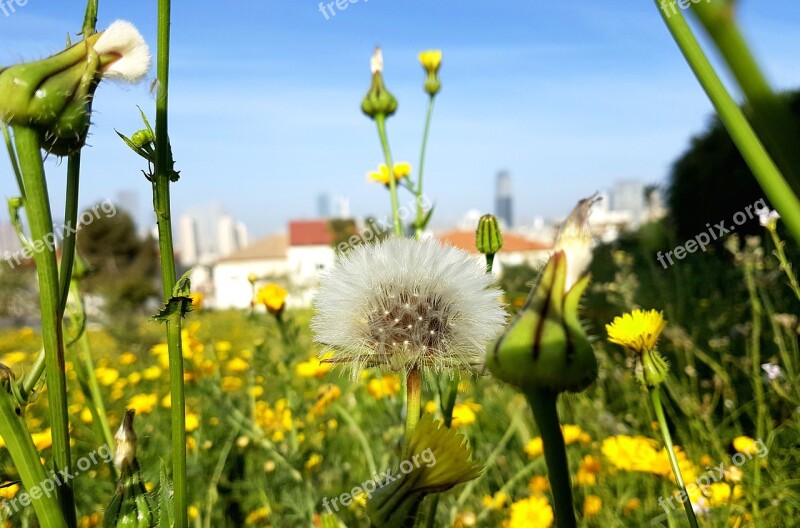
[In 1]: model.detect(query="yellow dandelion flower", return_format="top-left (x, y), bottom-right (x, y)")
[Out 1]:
top-left (244, 506), bottom-right (271, 525)
top-left (31, 429), bottom-right (52, 450)
top-left (367, 162), bottom-right (412, 186)
top-left (127, 393), bottom-right (158, 414)
top-left (221, 376), bottom-right (243, 392)
top-left (188, 505), bottom-right (199, 521)
top-left (255, 283), bottom-right (287, 314)
top-left (80, 408), bottom-right (93, 424)
top-left (305, 453), bottom-right (323, 471)
top-left (308, 384), bottom-right (342, 418)
top-left (295, 355), bottom-right (333, 378)
top-left (367, 373), bottom-right (401, 399)
top-left (185, 412), bottom-right (200, 433)
top-left (226, 357), bottom-right (250, 373)
top-left (451, 401), bottom-right (481, 428)
top-left (142, 365), bottom-right (162, 381)
top-left (732, 436), bottom-right (759, 456)
top-left (0, 482), bottom-right (19, 500)
top-left (119, 352), bottom-right (137, 366)
top-left (576, 455), bottom-right (601, 486)
top-left (606, 309), bottom-right (666, 354)
top-left (583, 495), bottom-right (602, 517)
top-left (623, 497), bottom-right (640, 515)
top-left (561, 424), bottom-right (588, 445)
top-left (94, 367), bottom-right (120, 387)
top-left (507, 496), bottom-right (554, 528)
top-left (707, 482), bottom-right (743, 506)
top-left (418, 50), bottom-right (442, 73)
top-left (528, 475), bottom-right (549, 495)
top-left (189, 292), bottom-right (203, 309)
top-left (524, 437), bottom-right (544, 458)
top-left (481, 490), bottom-right (509, 510)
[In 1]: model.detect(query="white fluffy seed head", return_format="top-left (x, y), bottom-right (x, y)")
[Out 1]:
top-left (94, 20), bottom-right (151, 82)
top-left (311, 237), bottom-right (508, 378)
top-left (370, 46), bottom-right (383, 75)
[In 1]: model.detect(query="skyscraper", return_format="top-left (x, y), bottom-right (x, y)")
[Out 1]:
top-left (495, 171), bottom-right (513, 228)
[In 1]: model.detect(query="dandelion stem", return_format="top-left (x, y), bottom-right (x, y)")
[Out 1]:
top-left (375, 114), bottom-right (402, 236)
top-left (766, 224), bottom-right (800, 302)
top-left (743, 260), bottom-right (764, 520)
top-left (655, 0), bottom-right (800, 247)
top-left (402, 367), bottom-right (422, 457)
top-left (649, 386), bottom-right (700, 528)
top-left (524, 388), bottom-right (576, 528)
top-left (153, 1), bottom-right (187, 526)
top-left (14, 125), bottom-right (76, 527)
top-left (415, 95), bottom-right (435, 240)
top-left (57, 155), bottom-right (80, 314)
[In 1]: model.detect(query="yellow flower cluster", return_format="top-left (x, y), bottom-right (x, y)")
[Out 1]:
top-left (601, 435), bottom-right (698, 483)
top-left (367, 162), bottom-right (411, 186)
top-left (524, 424), bottom-right (590, 458)
top-left (255, 399), bottom-right (295, 442)
top-left (366, 373), bottom-right (401, 399)
top-left (308, 384), bottom-right (342, 418)
top-left (296, 354), bottom-right (333, 378)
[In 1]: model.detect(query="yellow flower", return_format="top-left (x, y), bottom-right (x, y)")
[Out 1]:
top-left (226, 357), bottom-right (250, 373)
top-left (80, 408), bottom-right (93, 424)
top-left (732, 436), bottom-right (759, 456)
top-left (31, 429), bottom-right (52, 450)
top-left (583, 495), bottom-right (602, 517)
top-left (507, 496), bottom-right (554, 528)
top-left (524, 438), bottom-right (544, 458)
top-left (244, 506), bottom-right (271, 525)
top-left (418, 50), bottom-right (442, 73)
top-left (451, 401), bottom-right (481, 428)
top-left (528, 476), bottom-right (549, 495)
top-left (188, 506), bottom-right (199, 521)
top-left (127, 393), bottom-right (158, 414)
top-left (142, 365), bottom-right (162, 381)
top-left (601, 435), bottom-right (697, 483)
top-left (606, 309), bottom-right (666, 354)
top-left (119, 352), bottom-right (137, 366)
top-left (189, 292), bottom-right (203, 309)
top-left (295, 355), bottom-right (333, 378)
top-left (481, 490), bottom-right (509, 510)
top-left (367, 162), bottom-right (412, 186)
top-left (367, 374), bottom-right (401, 399)
top-left (576, 455), bottom-right (602, 486)
top-left (255, 283), bottom-right (287, 314)
top-left (706, 482), bottom-right (743, 506)
top-left (221, 376), bottom-right (243, 392)
top-left (308, 384), bottom-right (342, 418)
top-left (0, 482), bottom-right (19, 500)
top-left (561, 424), bottom-right (589, 445)
top-left (623, 497), bottom-right (640, 515)
top-left (305, 453), bottom-right (323, 471)
top-left (94, 367), bottom-right (120, 387)
top-left (185, 412), bottom-right (200, 433)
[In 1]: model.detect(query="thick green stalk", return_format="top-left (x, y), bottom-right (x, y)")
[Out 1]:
top-left (649, 387), bottom-right (700, 528)
top-left (0, 388), bottom-right (67, 528)
top-left (743, 260), bottom-right (764, 520)
top-left (655, 1), bottom-right (800, 246)
top-left (415, 95), bottom-right (435, 240)
top-left (524, 389), bottom-right (576, 528)
top-left (154, 1), bottom-right (187, 526)
top-left (14, 126), bottom-right (76, 527)
top-left (691, 3), bottom-right (800, 192)
top-left (402, 368), bottom-right (422, 457)
top-left (375, 114), bottom-right (402, 236)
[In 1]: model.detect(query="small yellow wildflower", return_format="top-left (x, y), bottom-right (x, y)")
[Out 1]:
top-left (524, 437), bottom-right (544, 458)
top-left (221, 376), bottom-right (243, 392)
top-left (244, 506), bottom-right (271, 525)
top-left (367, 162), bottom-right (411, 186)
top-left (367, 374), bottom-right (401, 399)
top-left (481, 490), bottom-right (509, 510)
top-left (0, 483), bottom-right (19, 500)
top-left (451, 401), bottom-right (481, 428)
top-left (506, 496), bottom-right (554, 528)
top-left (94, 367), bottom-right (120, 387)
top-left (576, 455), bottom-right (601, 486)
top-left (295, 355), bottom-right (333, 378)
top-left (308, 384), bottom-right (342, 418)
top-left (418, 50), bottom-right (442, 73)
top-left (255, 283), bottom-right (287, 314)
top-left (226, 357), bottom-right (250, 373)
top-left (32, 429), bottom-right (52, 450)
top-left (189, 292), bottom-right (203, 309)
top-left (127, 393), bottom-right (158, 414)
top-left (119, 352), bottom-right (138, 366)
top-left (305, 453), bottom-right (323, 471)
top-left (623, 497), bottom-right (640, 515)
top-left (185, 412), bottom-right (200, 433)
top-left (583, 495), bottom-right (602, 517)
top-left (528, 475), bottom-right (549, 495)
top-left (732, 436), bottom-right (759, 456)
top-left (142, 365), bottom-right (162, 381)
top-left (188, 506), bottom-right (199, 521)
top-left (606, 309), bottom-right (666, 354)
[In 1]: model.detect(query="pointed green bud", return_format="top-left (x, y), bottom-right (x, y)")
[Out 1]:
top-left (476, 214), bottom-right (503, 255)
top-left (367, 414), bottom-right (482, 527)
top-left (0, 21), bottom-right (150, 156)
top-left (487, 197), bottom-right (600, 394)
top-left (639, 348), bottom-right (670, 387)
top-left (361, 47), bottom-right (398, 119)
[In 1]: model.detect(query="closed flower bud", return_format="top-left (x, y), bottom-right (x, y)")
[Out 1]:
top-left (476, 214), bottom-right (503, 255)
top-left (361, 47), bottom-right (398, 119)
top-left (487, 197), bottom-right (599, 394)
top-left (105, 410), bottom-right (154, 528)
top-left (418, 50), bottom-right (442, 96)
top-left (0, 20), bottom-right (150, 155)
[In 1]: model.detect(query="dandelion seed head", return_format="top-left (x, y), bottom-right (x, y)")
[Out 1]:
top-left (311, 237), bottom-right (507, 377)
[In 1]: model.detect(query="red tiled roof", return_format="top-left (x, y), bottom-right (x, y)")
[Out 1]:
top-left (437, 231), bottom-right (551, 254)
top-left (289, 220), bottom-right (332, 246)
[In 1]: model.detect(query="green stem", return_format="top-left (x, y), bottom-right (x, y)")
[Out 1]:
top-left (2, 123), bottom-right (24, 199)
top-left (690, 2), bottom-right (800, 192)
top-left (375, 114), bottom-right (402, 236)
top-left (415, 95), bottom-right (435, 240)
top-left (524, 388), bottom-right (576, 528)
top-left (334, 404), bottom-right (377, 478)
top-left (80, 0), bottom-right (98, 36)
top-left (656, 1), bottom-right (800, 246)
top-left (485, 253), bottom-right (495, 274)
top-left (743, 260), bottom-right (764, 520)
top-left (0, 388), bottom-right (67, 528)
top-left (154, 2), bottom-right (187, 526)
top-left (57, 155), bottom-right (80, 315)
top-left (766, 225), bottom-right (800, 302)
top-left (649, 386), bottom-right (700, 528)
top-left (402, 368), bottom-right (422, 457)
top-left (14, 125), bottom-right (76, 528)
top-left (19, 348), bottom-right (46, 402)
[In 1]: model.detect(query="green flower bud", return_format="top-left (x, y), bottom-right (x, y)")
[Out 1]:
top-left (639, 348), bottom-right (670, 387)
top-left (476, 214), bottom-right (503, 255)
top-left (0, 21), bottom-right (150, 156)
top-left (130, 129), bottom-right (155, 149)
top-left (361, 47), bottom-right (398, 119)
top-left (418, 50), bottom-right (442, 96)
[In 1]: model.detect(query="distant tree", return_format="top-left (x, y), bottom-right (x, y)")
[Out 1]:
top-left (667, 90), bottom-right (800, 241)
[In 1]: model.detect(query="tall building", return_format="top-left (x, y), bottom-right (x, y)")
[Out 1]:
top-left (495, 171), bottom-right (513, 228)
top-left (179, 216), bottom-right (199, 266)
top-left (179, 203), bottom-right (249, 266)
top-left (610, 180), bottom-right (646, 224)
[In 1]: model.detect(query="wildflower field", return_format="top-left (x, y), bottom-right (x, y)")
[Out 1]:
top-left (1, 1), bottom-right (800, 527)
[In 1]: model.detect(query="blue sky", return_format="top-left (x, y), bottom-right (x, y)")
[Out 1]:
top-left (2, 1), bottom-right (800, 238)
